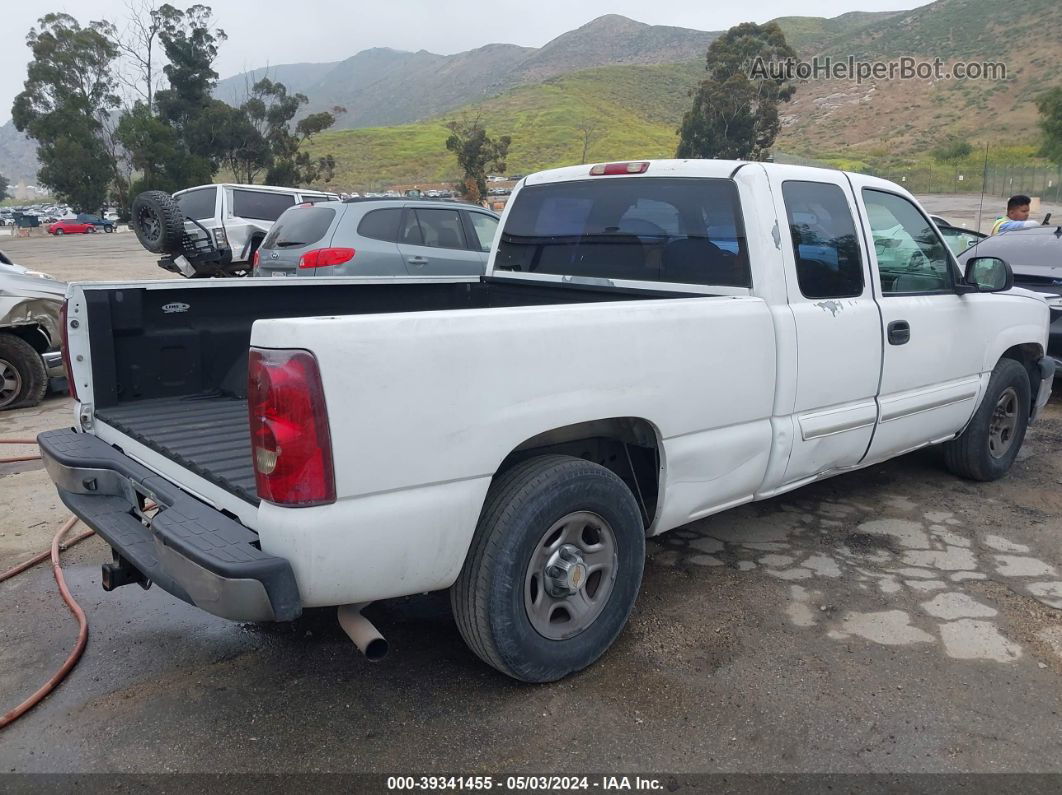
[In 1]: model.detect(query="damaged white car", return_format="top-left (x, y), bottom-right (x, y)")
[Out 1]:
top-left (0, 253), bottom-right (66, 409)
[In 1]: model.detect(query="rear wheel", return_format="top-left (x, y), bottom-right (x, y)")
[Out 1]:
top-left (943, 358), bottom-right (1030, 481)
top-left (86, 226), bottom-right (96, 233)
top-left (55, 228), bottom-right (64, 236)
top-left (0, 334), bottom-right (47, 410)
top-left (451, 455), bottom-right (645, 682)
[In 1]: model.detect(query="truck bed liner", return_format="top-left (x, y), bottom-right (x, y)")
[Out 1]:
top-left (95, 395), bottom-right (257, 505)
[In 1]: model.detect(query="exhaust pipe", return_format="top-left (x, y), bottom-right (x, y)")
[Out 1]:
top-left (337, 603), bottom-right (389, 661)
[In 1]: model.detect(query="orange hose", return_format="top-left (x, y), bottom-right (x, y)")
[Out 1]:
top-left (0, 436), bottom-right (96, 731)
top-left (0, 515), bottom-right (92, 729)
top-left (0, 437), bottom-right (41, 464)
top-left (0, 526), bottom-right (96, 584)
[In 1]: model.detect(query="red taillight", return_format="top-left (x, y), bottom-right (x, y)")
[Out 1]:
top-left (248, 348), bottom-right (335, 506)
top-left (589, 161), bottom-right (650, 176)
top-left (298, 247), bottom-right (356, 269)
top-left (59, 300), bottom-right (78, 401)
top-left (252, 249), bottom-right (260, 268)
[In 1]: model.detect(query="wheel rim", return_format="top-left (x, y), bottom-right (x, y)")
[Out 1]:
top-left (523, 511), bottom-right (618, 640)
top-left (0, 358), bottom-right (22, 408)
top-left (137, 207), bottom-right (161, 242)
top-left (988, 386), bottom-right (1019, 459)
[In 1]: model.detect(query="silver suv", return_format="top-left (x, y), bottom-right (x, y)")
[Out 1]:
top-left (252, 198), bottom-right (500, 278)
top-left (131, 183), bottom-right (339, 278)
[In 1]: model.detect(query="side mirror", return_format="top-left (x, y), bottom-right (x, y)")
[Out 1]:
top-left (963, 256), bottom-right (1013, 293)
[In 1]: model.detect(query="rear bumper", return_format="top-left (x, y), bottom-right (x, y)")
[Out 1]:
top-left (1033, 356), bottom-right (1055, 422)
top-left (37, 428), bottom-right (301, 622)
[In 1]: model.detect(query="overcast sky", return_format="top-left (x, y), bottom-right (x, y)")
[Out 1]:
top-left (0, 0), bottom-right (920, 124)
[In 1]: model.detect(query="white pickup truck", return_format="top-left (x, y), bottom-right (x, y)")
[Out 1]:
top-left (40, 160), bottom-right (1053, 682)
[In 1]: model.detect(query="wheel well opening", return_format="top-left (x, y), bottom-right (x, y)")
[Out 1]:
top-left (2, 325), bottom-right (50, 354)
top-left (1001, 344), bottom-right (1042, 413)
top-left (496, 418), bottom-right (662, 530)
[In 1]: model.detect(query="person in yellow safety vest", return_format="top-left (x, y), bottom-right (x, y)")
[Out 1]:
top-left (991, 194), bottom-right (1040, 235)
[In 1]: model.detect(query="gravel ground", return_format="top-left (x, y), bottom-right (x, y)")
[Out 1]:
top-left (1, 211), bottom-right (1061, 777)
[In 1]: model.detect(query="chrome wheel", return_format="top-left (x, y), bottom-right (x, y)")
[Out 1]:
top-left (524, 511), bottom-right (618, 640)
top-left (0, 358), bottom-right (22, 408)
top-left (988, 386), bottom-right (1019, 459)
top-left (137, 207), bottom-right (161, 243)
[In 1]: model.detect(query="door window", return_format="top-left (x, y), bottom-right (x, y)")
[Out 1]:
top-left (781, 181), bottom-right (864, 299)
top-left (863, 189), bottom-right (955, 294)
top-left (398, 211), bottom-right (424, 245)
top-left (468, 212), bottom-right (499, 252)
top-left (413, 209), bottom-right (466, 249)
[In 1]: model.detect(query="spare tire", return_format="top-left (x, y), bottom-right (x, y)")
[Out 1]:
top-left (131, 190), bottom-right (186, 254)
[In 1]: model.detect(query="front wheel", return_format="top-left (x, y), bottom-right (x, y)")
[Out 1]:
top-left (943, 358), bottom-right (1031, 481)
top-left (86, 226), bottom-right (96, 234)
top-left (451, 455), bottom-right (645, 682)
top-left (55, 228), bottom-right (64, 236)
top-left (104, 225), bottom-right (114, 233)
top-left (0, 334), bottom-right (47, 410)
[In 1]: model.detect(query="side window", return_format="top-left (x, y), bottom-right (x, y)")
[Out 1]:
top-left (467, 212), bottom-right (499, 252)
top-left (398, 210), bottom-right (423, 245)
top-left (937, 225), bottom-right (981, 256)
top-left (176, 187), bottom-right (217, 221)
top-left (414, 209), bottom-right (466, 249)
top-left (862, 189), bottom-right (954, 294)
top-left (232, 190), bottom-right (296, 222)
top-left (357, 208), bottom-right (403, 242)
top-left (781, 181), bottom-right (864, 299)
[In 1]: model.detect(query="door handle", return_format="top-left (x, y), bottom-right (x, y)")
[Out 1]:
top-left (888, 320), bottom-right (910, 345)
top-left (407, 256), bottom-right (428, 266)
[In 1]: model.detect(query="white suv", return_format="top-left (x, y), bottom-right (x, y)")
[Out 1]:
top-left (131, 183), bottom-right (339, 277)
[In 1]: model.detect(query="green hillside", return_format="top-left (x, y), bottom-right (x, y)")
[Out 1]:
top-left (303, 62), bottom-right (702, 189)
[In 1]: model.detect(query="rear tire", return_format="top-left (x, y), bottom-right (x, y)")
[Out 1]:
top-left (0, 334), bottom-right (47, 410)
top-left (86, 226), bottom-right (96, 234)
top-left (943, 358), bottom-right (1030, 481)
top-left (55, 228), bottom-right (64, 236)
top-left (131, 190), bottom-right (186, 254)
top-left (451, 455), bottom-right (645, 682)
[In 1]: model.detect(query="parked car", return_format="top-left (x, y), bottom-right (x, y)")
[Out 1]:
top-left (958, 223), bottom-right (1062, 368)
top-left (47, 219), bottom-right (99, 235)
top-left (42, 159), bottom-right (1052, 682)
top-left (76, 213), bottom-right (116, 232)
top-left (130, 183), bottom-right (340, 278)
top-left (253, 198), bottom-right (500, 278)
top-left (0, 266), bottom-right (65, 409)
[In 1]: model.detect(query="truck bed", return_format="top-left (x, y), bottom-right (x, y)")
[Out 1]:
top-left (95, 395), bottom-right (256, 504)
top-left (77, 277), bottom-right (688, 507)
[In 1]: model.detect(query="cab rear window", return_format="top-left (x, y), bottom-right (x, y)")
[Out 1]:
top-left (262, 207), bottom-right (336, 249)
top-left (495, 177), bottom-right (750, 287)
